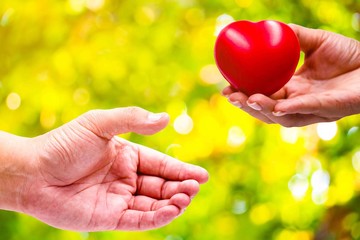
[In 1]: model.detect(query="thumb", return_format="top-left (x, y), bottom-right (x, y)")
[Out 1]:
top-left (76, 107), bottom-right (170, 139)
top-left (288, 24), bottom-right (324, 55)
top-left (273, 95), bottom-right (321, 116)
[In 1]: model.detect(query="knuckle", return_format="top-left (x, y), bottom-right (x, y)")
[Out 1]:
top-left (82, 109), bottom-right (101, 122)
top-left (121, 106), bottom-right (147, 127)
top-left (78, 109), bottom-right (106, 136)
top-left (124, 106), bottom-right (143, 115)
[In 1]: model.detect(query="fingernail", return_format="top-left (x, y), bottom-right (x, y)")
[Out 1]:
top-left (247, 101), bottom-right (262, 111)
top-left (228, 99), bottom-right (243, 108)
top-left (148, 113), bottom-right (165, 121)
top-left (273, 111), bottom-right (286, 117)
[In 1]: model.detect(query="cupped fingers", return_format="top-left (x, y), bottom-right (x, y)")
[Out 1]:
top-left (222, 85), bottom-right (237, 96)
top-left (136, 176), bottom-right (200, 200)
top-left (226, 92), bottom-right (274, 124)
top-left (116, 205), bottom-right (180, 231)
top-left (169, 193), bottom-right (191, 211)
top-left (120, 193), bottom-right (191, 231)
top-left (129, 193), bottom-right (191, 212)
top-left (247, 94), bottom-right (278, 115)
top-left (129, 195), bottom-right (170, 211)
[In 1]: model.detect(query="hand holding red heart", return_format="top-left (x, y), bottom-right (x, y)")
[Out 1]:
top-left (216, 22), bottom-right (360, 127)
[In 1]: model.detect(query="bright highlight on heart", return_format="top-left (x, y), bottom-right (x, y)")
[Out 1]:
top-left (214, 20), bottom-right (300, 96)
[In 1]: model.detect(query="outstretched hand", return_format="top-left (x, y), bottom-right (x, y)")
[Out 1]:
top-left (224, 24), bottom-right (360, 127)
top-left (3, 107), bottom-right (208, 231)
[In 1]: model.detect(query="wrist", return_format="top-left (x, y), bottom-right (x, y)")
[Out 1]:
top-left (0, 131), bottom-right (38, 213)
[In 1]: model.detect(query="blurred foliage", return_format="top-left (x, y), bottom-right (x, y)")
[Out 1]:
top-left (1, 0), bottom-right (360, 239)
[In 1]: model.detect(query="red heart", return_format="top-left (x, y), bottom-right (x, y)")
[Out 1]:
top-left (214, 20), bottom-right (300, 96)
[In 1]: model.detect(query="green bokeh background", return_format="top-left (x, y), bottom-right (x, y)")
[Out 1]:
top-left (1, 0), bottom-right (360, 239)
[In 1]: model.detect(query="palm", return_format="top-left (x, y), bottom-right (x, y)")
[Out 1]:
top-left (278, 28), bottom-right (360, 119)
top-left (22, 108), bottom-right (208, 231)
top-left (37, 128), bottom-right (140, 231)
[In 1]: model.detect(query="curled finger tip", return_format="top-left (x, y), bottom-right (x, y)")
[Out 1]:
top-left (141, 112), bottom-right (170, 135)
top-left (148, 112), bottom-right (169, 123)
top-left (273, 102), bottom-right (291, 115)
top-left (155, 205), bottom-right (180, 227)
top-left (182, 178), bottom-right (200, 187)
top-left (221, 90), bottom-right (229, 97)
top-left (222, 85), bottom-right (235, 94)
top-left (170, 193), bottom-right (191, 209)
top-left (200, 170), bottom-right (210, 184)
top-left (228, 99), bottom-right (243, 108)
top-left (246, 100), bottom-right (262, 111)
top-left (180, 179), bottom-right (200, 196)
top-left (248, 93), bottom-right (270, 102)
top-left (194, 167), bottom-right (209, 184)
top-left (161, 113), bottom-right (170, 125)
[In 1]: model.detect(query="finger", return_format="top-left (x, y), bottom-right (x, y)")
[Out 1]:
top-left (247, 94), bottom-right (278, 115)
top-left (245, 94), bottom-right (296, 126)
top-left (227, 92), bottom-right (274, 124)
top-left (136, 177), bottom-right (200, 199)
top-left (129, 196), bottom-right (170, 211)
top-left (222, 85), bottom-right (237, 96)
top-left (169, 193), bottom-right (191, 210)
top-left (76, 107), bottom-right (170, 139)
top-left (129, 193), bottom-right (191, 212)
top-left (288, 24), bottom-right (323, 55)
top-left (227, 91), bottom-right (248, 108)
top-left (273, 95), bottom-right (321, 116)
top-left (269, 87), bottom-right (287, 100)
top-left (137, 146), bottom-right (209, 184)
top-left (116, 205), bottom-right (180, 231)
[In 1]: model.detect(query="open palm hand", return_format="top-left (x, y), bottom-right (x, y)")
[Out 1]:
top-left (20, 107), bottom-right (208, 231)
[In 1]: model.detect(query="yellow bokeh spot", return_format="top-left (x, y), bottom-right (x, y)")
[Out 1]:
top-left (6, 92), bottom-right (21, 110)
top-left (249, 204), bottom-right (275, 225)
top-left (281, 126), bottom-right (299, 144)
top-left (173, 112), bottom-right (193, 135)
top-left (199, 64), bottom-right (223, 85)
top-left (134, 5), bottom-right (158, 26)
top-left (316, 122), bottom-right (337, 141)
top-left (227, 126), bottom-right (246, 148)
top-left (85, 0), bottom-right (105, 11)
top-left (68, 0), bottom-right (85, 13)
top-left (214, 14), bottom-right (234, 36)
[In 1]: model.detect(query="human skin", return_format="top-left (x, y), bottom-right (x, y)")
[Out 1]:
top-left (223, 24), bottom-right (360, 127)
top-left (0, 107), bottom-right (209, 231)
